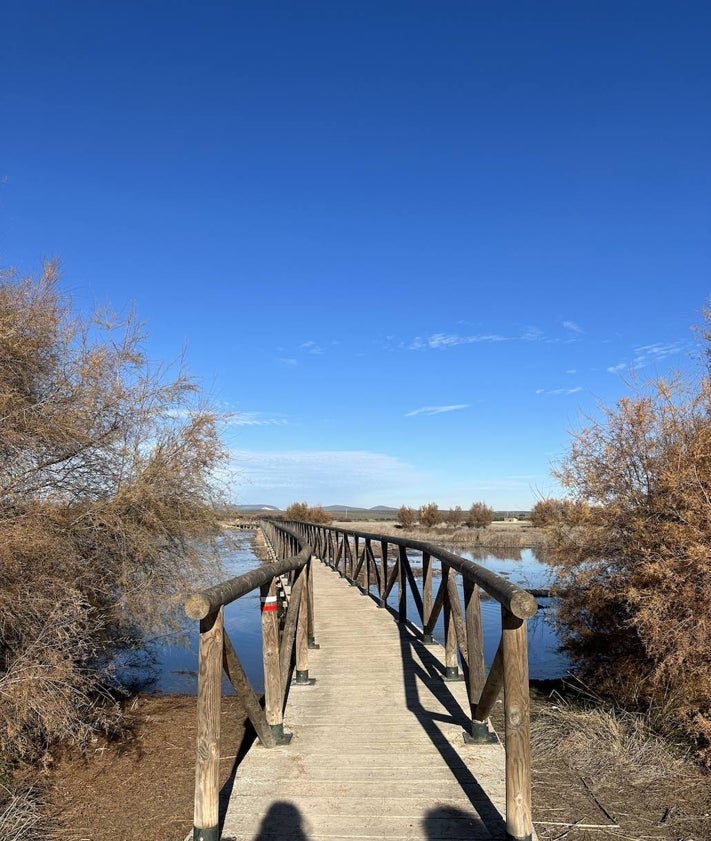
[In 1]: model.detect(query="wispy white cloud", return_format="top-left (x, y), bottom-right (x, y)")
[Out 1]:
top-left (607, 341), bottom-right (684, 374)
top-left (633, 342), bottom-right (684, 366)
top-left (406, 323), bottom-right (583, 350)
top-left (521, 326), bottom-right (544, 342)
top-left (277, 357), bottom-right (298, 367)
top-left (409, 332), bottom-right (506, 350)
top-left (405, 404), bottom-right (469, 417)
top-left (562, 320), bottom-right (583, 334)
top-left (226, 412), bottom-right (287, 427)
top-left (300, 340), bottom-right (322, 354)
top-left (535, 387), bottom-right (583, 396)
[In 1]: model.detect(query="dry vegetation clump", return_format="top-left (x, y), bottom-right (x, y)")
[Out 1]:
top-left (551, 330), bottom-right (711, 759)
top-left (396, 505), bottom-right (417, 528)
top-left (418, 502), bottom-right (441, 528)
top-left (531, 695), bottom-right (688, 785)
top-left (530, 497), bottom-right (588, 528)
top-left (0, 264), bottom-right (226, 782)
top-left (283, 502), bottom-right (333, 523)
top-left (0, 787), bottom-right (49, 841)
top-left (467, 501), bottom-right (494, 528)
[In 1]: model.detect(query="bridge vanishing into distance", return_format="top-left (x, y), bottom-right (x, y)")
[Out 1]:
top-left (185, 520), bottom-right (538, 841)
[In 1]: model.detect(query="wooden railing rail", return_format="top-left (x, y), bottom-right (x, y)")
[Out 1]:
top-left (284, 520), bottom-right (537, 841)
top-left (185, 521), bottom-right (314, 841)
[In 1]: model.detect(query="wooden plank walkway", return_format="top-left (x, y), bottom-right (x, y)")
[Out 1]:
top-left (219, 558), bottom-right (510, 841)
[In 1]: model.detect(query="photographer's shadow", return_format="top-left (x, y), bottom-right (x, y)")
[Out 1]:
top-left (252, 801), bottom-right (310, 841)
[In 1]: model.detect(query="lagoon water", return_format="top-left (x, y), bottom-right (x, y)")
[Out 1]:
top-left (148, 530), bottom-right (265, 694)
top-left (147, 532), bottom-right (569, 695)
top-left (450, 546), bottom-right (567, 679)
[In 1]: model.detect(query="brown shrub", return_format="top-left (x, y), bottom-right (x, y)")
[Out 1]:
top-left (418, 502), bottom-right (441, 528)
top-left (0, 263), bottom-right (226, 769)
top-left (283, 502), bottom-right (332, 524)
top-left (468, 501), bottom-right (493, 528)
top-left (444, 505), bottom-right (465, 525)
top-left (396, 505), bottom-right (416, 528)
top-left (551, 363), bottom-right (711, 759)
top-left (530, 497), bottom-right (588, 527)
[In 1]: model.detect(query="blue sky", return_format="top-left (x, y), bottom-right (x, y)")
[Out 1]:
top-left (3, 1), bottom-right (710, 509)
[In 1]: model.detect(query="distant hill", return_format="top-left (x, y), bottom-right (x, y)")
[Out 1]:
top-left (233, 504), bottom-right (281, 512)
top-left (323, 504), bottom-right (397, 514)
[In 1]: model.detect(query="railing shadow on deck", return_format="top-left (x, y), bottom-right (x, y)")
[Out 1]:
top-left (397, 624), bottom-right (507, 839)
top-left (185, 519), bottom-right (536, 841)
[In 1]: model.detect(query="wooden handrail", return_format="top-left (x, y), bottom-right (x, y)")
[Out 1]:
top-left (292, 521), bottom-right (537, 619)
top-left (287, 520), bottom-right (535, 841)
top-left (185, 521), bottom-right (314, 841)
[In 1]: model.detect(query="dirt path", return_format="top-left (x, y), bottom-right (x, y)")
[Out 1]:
top-left (46, 692), bottom-right (710, 841)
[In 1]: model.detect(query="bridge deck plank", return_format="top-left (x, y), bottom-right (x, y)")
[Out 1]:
top-left (218, 560), bottom-right (514, 841)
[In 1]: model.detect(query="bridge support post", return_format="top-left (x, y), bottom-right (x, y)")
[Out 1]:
top-left (193, 607), bottom-right (223, 841)
top-left (397, 545), bottom-right (408, 623)
top-left (294, 565), bottom-right (316, 685)
top-left (261, 579), bottom-right (292, 745)
top-left (307, 556), bottom-right (320, 649)
top-left (442, 566), bottom-right (463, 681)
top-left (379, 540), bottom-right (388, 608)
top-left (422, 552), bottom-right (435, 644)
top-left (502, 608), bottom-right (533, 841)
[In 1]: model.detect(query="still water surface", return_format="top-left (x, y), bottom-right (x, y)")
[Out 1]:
top-left (148, 532), bottom-right (568, 695)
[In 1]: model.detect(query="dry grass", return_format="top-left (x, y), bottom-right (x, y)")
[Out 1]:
top-left (531, 693), bottom-right (689, 785)
top-left (329, 519), bottom-right (549, 549)
top-left (0, 788), bottom-right (50, 841)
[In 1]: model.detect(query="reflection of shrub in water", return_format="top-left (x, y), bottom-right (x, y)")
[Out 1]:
top-left (462, 544), bottom-right (523, 563)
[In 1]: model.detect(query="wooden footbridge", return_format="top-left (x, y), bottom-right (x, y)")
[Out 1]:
top-left (185, 521), bottom-right (538, 841)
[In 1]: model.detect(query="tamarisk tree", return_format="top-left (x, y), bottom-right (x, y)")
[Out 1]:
top-left (0, 263), bottom-right (227, 764)
top-left (552, 349), bottom-right (711, 757)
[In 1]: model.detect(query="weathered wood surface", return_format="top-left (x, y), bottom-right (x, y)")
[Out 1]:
top-left (218, 559), bottom-right (529, 841)
top-left (193, 608), bottom-right (223, 839)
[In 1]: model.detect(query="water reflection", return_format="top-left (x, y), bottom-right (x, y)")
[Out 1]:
top-left (449, 544), bottom-right (567, 678)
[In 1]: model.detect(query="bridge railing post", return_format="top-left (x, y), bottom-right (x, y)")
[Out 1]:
top-left (422, 552), bottom-right (434, 644)
top-left (397, 544), bottom-right (408, 622)
top-left (193, 607), bottom-right (223, 841)
top-left (351, 535), bottom-right (359, 586)
top-left (261, 578), bottom-right (290, 744)
top-left (502, 606), bottom-right (533, 841)
top-left (441, 564), bottom-right (460, 680)
top-left (307, 556), bottom-right (318, 649)
top-left (380, 540), bottom-right (388, 608)
top-left (364, 538), bottom-right (372, 593)
top-left (463, 579), bottom-right (490, 743)
top-left (294, 565), bottom-right (312, 684)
